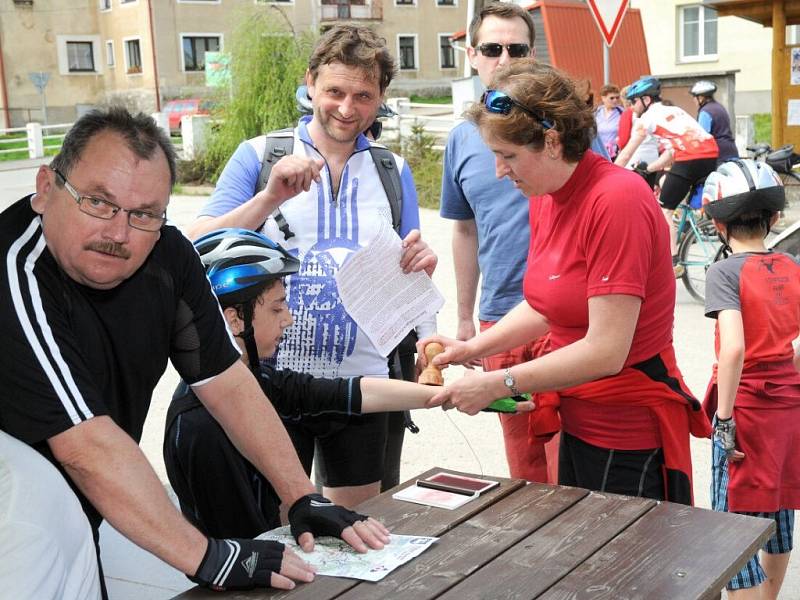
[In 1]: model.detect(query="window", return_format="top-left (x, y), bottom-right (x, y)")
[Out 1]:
top-left (395, 0), bottom-right (414, 5)
top-left (67, 42), bottom-right (95, 72)
top-left (437, 0), bottom-right (455, 5)
top-left (439, 34), bottom-right (455, 69)
top-left (679, 5), bottom-right (717, 62)
top-left (398, 35), bottom-right (416, 70)
top-left (99, 0), bottom-right (111, 10)
top-left (120, 0), bottom-right (137, 4)
top-left (181, 35), bottom-right (221, 71)
top-left (106, 40), bottom-right (115, 68)
top-left (124, 38), bottom-right (142, 74)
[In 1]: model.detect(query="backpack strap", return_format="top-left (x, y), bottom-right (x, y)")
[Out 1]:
top-left (255, 128), bottom-right (295, 240)
top-left (368, 143), bottom-right (403, 233)
top-left (255, 130), bottom-right (404, 238)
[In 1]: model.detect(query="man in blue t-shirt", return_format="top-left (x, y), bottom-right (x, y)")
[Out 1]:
top-left (440, 2), bottom-right (557, 483)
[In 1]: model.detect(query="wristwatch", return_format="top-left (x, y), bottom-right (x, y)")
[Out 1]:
top-left (503, 368), bottom-right (520, 396)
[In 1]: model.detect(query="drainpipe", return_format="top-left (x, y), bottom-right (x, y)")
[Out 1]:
top-left (147, 0), bottom-right (161, 111)
top-left (0, 30), bottom-right (10, 128)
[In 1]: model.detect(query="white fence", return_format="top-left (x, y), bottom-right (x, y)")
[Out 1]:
top-left (0, 108), bottom-right (761, 164)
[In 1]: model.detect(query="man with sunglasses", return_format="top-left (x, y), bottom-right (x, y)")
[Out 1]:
top-left (440, 3), bottom-right (558, 484)
top-left (0, 107), bottom-right (390, 598)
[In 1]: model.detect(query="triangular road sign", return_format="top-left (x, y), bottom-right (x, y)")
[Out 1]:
top-left (586, 0), bottom-right (629, 47)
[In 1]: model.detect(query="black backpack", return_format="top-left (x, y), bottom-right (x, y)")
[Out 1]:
top-left (254, 128), bottom-right (403, 239)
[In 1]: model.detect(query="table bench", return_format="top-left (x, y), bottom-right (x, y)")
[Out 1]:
top-left (175, 467), bottom-right (774, 599)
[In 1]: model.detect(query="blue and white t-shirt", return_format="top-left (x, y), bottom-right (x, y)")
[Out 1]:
top-left (200, 116), bottom-right (423, 378)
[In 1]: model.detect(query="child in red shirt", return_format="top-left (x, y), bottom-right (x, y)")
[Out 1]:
top-left (702, 159), bottom-right (800, 599)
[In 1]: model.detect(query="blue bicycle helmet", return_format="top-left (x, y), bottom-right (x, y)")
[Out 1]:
top-left (194, 228), bottom-right (300, 308)
top-left (626, 76), bottom-right (661, 101)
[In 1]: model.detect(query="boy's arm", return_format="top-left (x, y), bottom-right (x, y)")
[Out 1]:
top-left (715, 309), bottom-right (745, 420)
top-left (360, 378), bottom-right (439, 412)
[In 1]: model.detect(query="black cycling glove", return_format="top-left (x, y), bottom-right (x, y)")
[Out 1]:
top-left (288, 493), bottom-right (368, 543)
top-left (633, 160), bottom-right (650, 180)
top-left (715, 415), bottom-right (737, 458)
top-left (190, 537), bottom-right (285, 591)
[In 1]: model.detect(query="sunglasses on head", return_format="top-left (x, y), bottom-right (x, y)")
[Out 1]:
top-left (476, 43), bottom-right (530, 58)
top-left (481, 89), bottom-right (554, 130)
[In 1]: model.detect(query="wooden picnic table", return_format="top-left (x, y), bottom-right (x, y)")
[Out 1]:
top-left (175, 467), bottom-right (774, 599)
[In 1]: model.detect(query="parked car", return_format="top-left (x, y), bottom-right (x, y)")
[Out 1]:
top-left (163, 98), bottom-right (214, 133)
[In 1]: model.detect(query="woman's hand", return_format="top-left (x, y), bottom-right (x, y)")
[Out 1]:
top-left (416, 335), bottom-right (475, 369)
top-left (426, 370), bottom-right (501, 416)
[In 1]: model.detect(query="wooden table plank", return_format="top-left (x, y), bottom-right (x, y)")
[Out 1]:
top-left (172, 468), bottom-right (524, 600)
top-left (538, 501), bottom-right (775, 600)
top-left (438, 490), bottom-right (657, 600)
top-left (338, 483), bottom-right (589, 600)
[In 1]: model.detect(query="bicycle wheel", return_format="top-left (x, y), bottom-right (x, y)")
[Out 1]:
top-left (679, 218), bottom-right (723, 303)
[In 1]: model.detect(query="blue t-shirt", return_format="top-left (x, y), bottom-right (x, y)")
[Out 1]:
top-left (440, 121), bottom-right (531, 321)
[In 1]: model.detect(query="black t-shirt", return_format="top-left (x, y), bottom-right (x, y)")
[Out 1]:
top-left (167, 364), bottom-right (364, 432)
top-left (0, 196), bottom-right (240, 524)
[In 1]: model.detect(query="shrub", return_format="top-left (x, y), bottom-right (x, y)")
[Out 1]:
top-left (389, 122), bottom-right (442, 210)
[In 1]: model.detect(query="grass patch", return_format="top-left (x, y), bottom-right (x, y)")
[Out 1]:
top-left (409, 94), bottom-right (452, 105)
top-left (753, 113), bottom-right (771, 144)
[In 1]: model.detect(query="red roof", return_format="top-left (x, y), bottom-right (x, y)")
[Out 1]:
top-left (452, 0), bottom-right (650, 93)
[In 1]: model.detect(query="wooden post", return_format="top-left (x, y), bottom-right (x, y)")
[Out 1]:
top-left (773, 0), bottom-right (786, 148)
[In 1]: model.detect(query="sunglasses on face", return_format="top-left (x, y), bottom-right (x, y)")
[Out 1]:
top-left (476, 43), bottom-right (530, 58)
top-left (481, 89), bottom-right (554, 130)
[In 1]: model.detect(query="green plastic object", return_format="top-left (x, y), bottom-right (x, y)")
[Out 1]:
top-left (484, 393), bottom-right (532, 413)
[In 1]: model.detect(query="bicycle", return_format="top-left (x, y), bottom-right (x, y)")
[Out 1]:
top-left (674, 199), bottom-right (723, 303)
top-left (746, 143), bottom-right (800, 230)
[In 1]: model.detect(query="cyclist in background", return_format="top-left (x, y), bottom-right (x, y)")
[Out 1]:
top-left (615, 76), bottom-right (719, 278)
top-left (690, 80), bottom-right (739, 164)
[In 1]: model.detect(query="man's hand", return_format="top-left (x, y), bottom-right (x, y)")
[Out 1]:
top-left (715, 416), bottom-right (744, 462)
top-left (262, 155), bottom-right (325, 205)
top-left (400, 229), bottom-right (437, 276)
top-left (190, 537), bottom-right (315, 591)
top-left (288, 494), bottom-right (390, 553)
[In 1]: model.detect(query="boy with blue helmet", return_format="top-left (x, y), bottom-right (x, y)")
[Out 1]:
top-left (165, 229), bottom-right (522, 539)
top-left (702, 159), bottom-right (800, 599)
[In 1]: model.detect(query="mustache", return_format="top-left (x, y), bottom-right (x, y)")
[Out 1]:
top-left (85, 240), bottom-right (131, 259)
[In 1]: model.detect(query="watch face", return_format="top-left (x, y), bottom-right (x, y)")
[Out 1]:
top-left (504, 374), bottom-right (514, 386)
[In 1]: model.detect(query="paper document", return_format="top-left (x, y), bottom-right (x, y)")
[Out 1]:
top-left (335, 220), bottom-right (444, 356)
top-left (258, 526), bottom-right (437, 581)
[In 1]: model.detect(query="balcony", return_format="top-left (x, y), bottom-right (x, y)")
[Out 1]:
top-left (320, 0), bottom-right (382, 21)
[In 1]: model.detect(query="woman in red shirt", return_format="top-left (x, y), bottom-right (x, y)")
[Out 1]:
top-left (420, 60), bottom-right (710, 504)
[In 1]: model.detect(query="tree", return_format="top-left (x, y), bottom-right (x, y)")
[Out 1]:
top-left (200, 7), bottom-right (313, 181)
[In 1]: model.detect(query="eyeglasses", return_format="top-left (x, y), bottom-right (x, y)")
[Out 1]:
top-left (481, 89), bottom-right (554, 130)
top-left (476, 43), bottom-right (531, 58)
top-left (53, 168), bottom-right (166, 232)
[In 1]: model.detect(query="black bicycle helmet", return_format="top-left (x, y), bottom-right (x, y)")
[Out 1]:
top-left (195, 228), bottom-right (300, 307)
top-left (689, 80), bottom-right (717, 97)
top-left (702, 159), bottom-right (785, 223)
top-left (626, 76), bottom-right (661, 101)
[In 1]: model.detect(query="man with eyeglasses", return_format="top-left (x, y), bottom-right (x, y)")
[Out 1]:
top-left (0, 107), bottom-right (390, 598)
top-left (440, 2), bottom-right (558, 484)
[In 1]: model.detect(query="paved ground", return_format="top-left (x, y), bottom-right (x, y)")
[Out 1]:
top-left (0, 177), bottom-right (797, 598)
